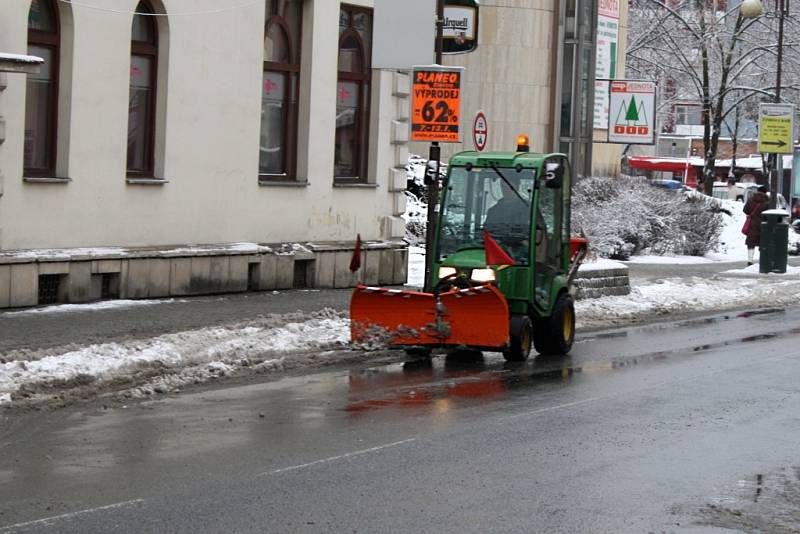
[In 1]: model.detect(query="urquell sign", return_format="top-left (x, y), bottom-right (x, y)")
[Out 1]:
top-left (443, 0), bottom-right (479, 54)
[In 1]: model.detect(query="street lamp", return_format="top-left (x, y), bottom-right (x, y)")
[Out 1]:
top-left (740, 0), bottom-right (763, 19)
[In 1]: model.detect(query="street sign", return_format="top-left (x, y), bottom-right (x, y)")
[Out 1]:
top-left (410, 65), bottom-right (464, 143)
top-left (473, 111), bottom-right (488, 151)
top-left (758, 103), bottom-right (794, 154)
top-left (607, 80), bottom-right (656, 145)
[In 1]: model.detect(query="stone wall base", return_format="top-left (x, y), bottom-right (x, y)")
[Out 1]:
top-left (0, 241), bottom-right (408, 309)
top-left (573, 264), bottom-right (631, 299)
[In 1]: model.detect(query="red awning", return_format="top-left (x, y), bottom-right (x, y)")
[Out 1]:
top-left (627, 156), bottom-right (695, 172)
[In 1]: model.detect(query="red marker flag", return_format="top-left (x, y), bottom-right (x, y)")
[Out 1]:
top-left (349, 234), bottom-right (362, 273)
top-left (483, 230), bottom-right (516, 266)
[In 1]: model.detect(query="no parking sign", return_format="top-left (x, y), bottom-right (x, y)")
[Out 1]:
top-left (473, 111), bottom-right (488, 152)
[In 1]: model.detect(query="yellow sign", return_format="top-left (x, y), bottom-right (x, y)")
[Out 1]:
top-left (758, 103), bottom-right (795, 154)
top-left (410, 66), bottom-right (463, 143)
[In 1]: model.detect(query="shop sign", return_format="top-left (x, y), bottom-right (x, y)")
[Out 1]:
top-left (410, 66), bottom-right (464, 143)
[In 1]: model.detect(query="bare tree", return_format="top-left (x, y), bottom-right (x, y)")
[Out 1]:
top-left (627, 0), bottom-right (800, 194)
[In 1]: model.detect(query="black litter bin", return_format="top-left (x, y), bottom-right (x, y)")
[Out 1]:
top-left (759, 210), bottom-right (789, 274)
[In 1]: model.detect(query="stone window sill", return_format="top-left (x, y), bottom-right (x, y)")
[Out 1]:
top-left (23, 176), bottom-right (71, 184)
top-left (258, 179), bottom-right (309, 187)
top-left (126, 178), bottom-right (169, 185)
top-left (333, 182), bottom-right (379, 189)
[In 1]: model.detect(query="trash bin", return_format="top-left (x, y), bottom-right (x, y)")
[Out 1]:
top-left (759, 209), bottom-right (789, 274)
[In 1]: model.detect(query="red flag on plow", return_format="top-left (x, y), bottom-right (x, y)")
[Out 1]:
top-left (349, 234), bottom-right (362, 273)
top-left (483, 230), bottom-right (516, 266)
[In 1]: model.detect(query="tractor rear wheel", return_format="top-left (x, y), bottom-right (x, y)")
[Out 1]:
top-left (533, 293), bottom-right (575, 355)
top-left (503, 315), bottom-right (533, 361)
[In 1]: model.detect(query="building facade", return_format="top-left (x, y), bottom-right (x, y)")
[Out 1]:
top-left (0, 0), bottom-right (598, 308)
top-left (0, 0), bottom-right (411, 307)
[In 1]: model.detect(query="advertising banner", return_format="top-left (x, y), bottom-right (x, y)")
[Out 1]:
top-left (443, 0), bottom-right (479, 54)
top-left (410, 66), bottom-right (464, 143)
top-left (593, 0), bottom-right (619, 130)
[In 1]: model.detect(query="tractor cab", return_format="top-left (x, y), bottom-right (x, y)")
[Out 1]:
top-left (433, 150), bottom-right (572, 317)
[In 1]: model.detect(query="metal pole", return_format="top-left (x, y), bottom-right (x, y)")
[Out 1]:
top-left (423, 0), bottom-right (445, 292)
top-left (770, 0), bottom-right (785, 209)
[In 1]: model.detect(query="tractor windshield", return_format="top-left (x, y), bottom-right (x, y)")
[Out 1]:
top-left (438, 166), bottom-right (537, 265)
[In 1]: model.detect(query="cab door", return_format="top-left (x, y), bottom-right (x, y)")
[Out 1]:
top-left (533, 157), bottom-right (566, 311)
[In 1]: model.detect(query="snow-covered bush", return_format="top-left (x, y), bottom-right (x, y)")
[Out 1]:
top-left (403, 157), bottom-right (723, 260)
top-left (572, 176), bottom-right (723, 259)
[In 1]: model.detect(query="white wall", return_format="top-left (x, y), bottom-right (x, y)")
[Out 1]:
top-left (0, 0), bottom-right (405, 251)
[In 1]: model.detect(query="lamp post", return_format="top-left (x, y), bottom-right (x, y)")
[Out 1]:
top-left (740, 0), bottom-right (788, 209)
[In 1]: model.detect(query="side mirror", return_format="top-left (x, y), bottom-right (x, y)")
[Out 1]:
top-left (544, 162), bottom-right (563, 189)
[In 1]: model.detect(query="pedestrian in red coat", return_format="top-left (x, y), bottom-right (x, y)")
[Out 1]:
top-left (743, 185), bottom-right (770, 266)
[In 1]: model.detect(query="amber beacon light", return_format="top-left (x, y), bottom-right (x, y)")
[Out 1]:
top-left (516, 134), bottom-right (530, 152)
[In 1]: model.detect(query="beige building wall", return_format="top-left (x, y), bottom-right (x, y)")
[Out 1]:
top-left (410, 0), bottom-right (558, 160)
top-left (591, 0), bottom-right (628, 176)
top-left (0, 0), bottom-right (407, 252)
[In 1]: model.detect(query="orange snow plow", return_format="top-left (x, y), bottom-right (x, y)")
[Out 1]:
top-left (350, 283), bottom-right (510, 349)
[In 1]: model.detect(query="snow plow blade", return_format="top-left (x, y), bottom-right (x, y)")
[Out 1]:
top-left (350, 284), bottom-right (510, 349)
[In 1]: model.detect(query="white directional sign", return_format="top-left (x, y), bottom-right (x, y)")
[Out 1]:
top-left (607, 80), bottom-right (656, 145)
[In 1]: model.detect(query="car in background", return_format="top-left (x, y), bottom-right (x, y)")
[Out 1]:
top-left (711, 181), bottom-right (758, 202)
top-left (650, 179), bottom-right (688, 191)
top-left (711, 181), bottom-right (788, 209)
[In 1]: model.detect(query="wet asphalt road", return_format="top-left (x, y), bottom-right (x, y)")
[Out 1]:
top-left (1, 307), bottom-right (799, 533)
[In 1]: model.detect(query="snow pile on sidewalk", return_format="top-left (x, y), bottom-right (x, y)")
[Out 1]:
top-left (4, 299), bottom-right (184, 316)
top-left (1, 310), bottom-right (352, 406)
top-left (576, 275), bottom-right (800, 328)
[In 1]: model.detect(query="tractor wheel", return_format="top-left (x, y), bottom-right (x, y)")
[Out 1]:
top-left (533, 293), bottom-right (575, 355)
top-left (503, 315), bottom-right (533, 362)
top-left (404, 347), bottom-right (432, 359)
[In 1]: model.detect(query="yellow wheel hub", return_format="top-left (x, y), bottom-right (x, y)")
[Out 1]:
top-left (563, 307), bottom-right (574, 341)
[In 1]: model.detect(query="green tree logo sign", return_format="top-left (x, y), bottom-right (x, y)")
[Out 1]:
top-left (613, 97), bottom-right (649, 135)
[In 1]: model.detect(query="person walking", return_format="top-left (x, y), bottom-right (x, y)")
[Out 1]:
top-left (743, 185), bottom-right (770, 266)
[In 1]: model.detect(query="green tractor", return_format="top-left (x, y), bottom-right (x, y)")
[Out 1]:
top-left (351, 141), bottom-right (586, 361)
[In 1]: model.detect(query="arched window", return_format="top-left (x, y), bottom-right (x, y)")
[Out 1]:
top-left (334, 6), bottom-right (372, 183)
top-left (127, 1), bottom-right (158, 177)
top-left (260, 0), bottom-right (302, 181)
top-left (25, 0), bottom-right (60, 177)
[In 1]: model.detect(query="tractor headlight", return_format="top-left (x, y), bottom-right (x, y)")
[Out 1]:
top-left (470, 268), bottom-right (496, 283)
top-left (438, 266), bottom-right (457, 279)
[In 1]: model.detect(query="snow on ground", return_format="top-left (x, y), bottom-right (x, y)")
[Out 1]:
top-left (1, 311), bottom-right (352, 405)
top-left (576, 275), bottom-right (800, 329)
top-left (629, 198), bottom-right (800, 264)
top-left (2, 299), bottom-right (185, 316)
